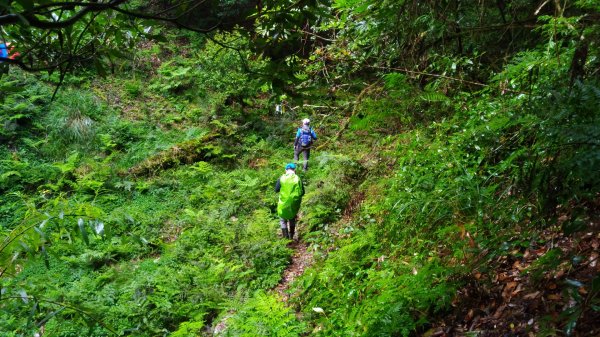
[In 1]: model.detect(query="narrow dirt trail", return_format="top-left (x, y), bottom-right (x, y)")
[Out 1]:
top-left (273, 240), bottom-right (313, 301)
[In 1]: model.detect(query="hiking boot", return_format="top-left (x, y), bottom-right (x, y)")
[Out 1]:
top-left (288, 224), bottom-right (295, 241)
top-left (281, 228), bottom-right (289, 239)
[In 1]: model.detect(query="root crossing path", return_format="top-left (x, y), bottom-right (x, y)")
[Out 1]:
top-left (274, 240), bottom-right (313, 301)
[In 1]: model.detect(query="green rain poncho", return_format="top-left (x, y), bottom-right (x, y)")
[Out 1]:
top-left (277, 172), bottom-right (303, 220)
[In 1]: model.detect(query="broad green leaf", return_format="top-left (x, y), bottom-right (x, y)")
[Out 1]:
top-left (15, 0), bottom-right (34, 11)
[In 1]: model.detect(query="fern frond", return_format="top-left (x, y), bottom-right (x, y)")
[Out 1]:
top-left (419, 91), bottom-right (449, 102)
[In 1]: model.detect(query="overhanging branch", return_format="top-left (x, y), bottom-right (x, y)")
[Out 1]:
top-left (0, 0), bottom-right (128, 29)
top-left (0, 0), bottom-right (226, 32)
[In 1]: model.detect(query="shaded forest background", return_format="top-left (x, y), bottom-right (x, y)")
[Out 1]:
top-left (1, 0), bottom-right (599, 336)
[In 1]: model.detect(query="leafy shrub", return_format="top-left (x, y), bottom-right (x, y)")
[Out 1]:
top-left (123, 79), bottom-right (143, 98)
top-left (301, 153), bottom-right (364, 233)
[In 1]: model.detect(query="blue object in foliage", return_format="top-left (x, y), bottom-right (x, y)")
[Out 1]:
top-left (0, 43), bottom-right (9, 59)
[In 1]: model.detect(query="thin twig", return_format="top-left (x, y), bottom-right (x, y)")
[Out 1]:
top-left (316, 80), bottom-right (382, 150)
top-left (290, 28), bottom-right (336, 42)
top-left (368, 65), bottom-right (529, 94)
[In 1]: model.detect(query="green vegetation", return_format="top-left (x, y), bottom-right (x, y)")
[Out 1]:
top-left (2, 1), bottom-right (599, 336)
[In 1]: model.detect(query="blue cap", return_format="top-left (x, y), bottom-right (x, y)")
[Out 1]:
top-left (285, 163), bottom-right (296, 170)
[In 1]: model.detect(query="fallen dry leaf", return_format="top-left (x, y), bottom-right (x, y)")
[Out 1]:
top-left (513, 260), bottom-right (526, 271)
top-left (502, 282), bottom-right (518, 300)
top-left (465, 308), bottom-right (474, 322)
top-left (589, 252), bottom-right (598, 268)
top-left (493, 304), bottom-right (507, 319)
top-left (555, 270), bottom-right (565, 279)
top-left (547, 294), bottom-right (561, 300)
top-left (523, 291), bottom-right (541, 299)
top-left (512, 283), bottom-right (523, 296)
top-left (497, 273), bottom-right (509, 281)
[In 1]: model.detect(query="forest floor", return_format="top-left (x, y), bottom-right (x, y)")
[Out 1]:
top-left (426, 223), bottom-right (600, 336)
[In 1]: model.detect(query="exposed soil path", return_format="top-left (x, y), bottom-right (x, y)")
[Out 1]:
top-left (273, 240), bottom-right (313, 301)
top-left (212, 239), bottom-right (314, 336)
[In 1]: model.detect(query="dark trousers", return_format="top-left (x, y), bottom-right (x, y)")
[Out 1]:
top-left (279, 217), bottom-right (296, 229)
top-left (280, 217), bottom-right (297, 240)
top-left (294, 145), bottom-right (311, 170)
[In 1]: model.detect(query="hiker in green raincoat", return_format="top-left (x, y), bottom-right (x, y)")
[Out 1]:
top-left (275, 163), bottom-right (304, 240)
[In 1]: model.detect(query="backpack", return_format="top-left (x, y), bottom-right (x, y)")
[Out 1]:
top-left (277, 173), bottom-right (302, 220)
top-left (0, 44), bottom-right (8, 59)
top-left (299, 127), bottom-right (313, 147)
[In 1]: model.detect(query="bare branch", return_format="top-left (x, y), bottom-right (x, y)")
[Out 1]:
top-left (107, 0), bottom-right (221, 32)
top-left (290, 28), bottom-right (336, 42)
top-left (0, 0), bottom-right (128, 29)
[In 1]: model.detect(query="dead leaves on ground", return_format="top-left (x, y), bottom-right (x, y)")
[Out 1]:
top-left (428, 228), bottom-right (600, 336)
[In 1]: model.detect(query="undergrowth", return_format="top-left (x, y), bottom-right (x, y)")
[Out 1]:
top-left (285, 43), bottom-right (600, 336)
top-left (1, 12), bottom-right (599, 337)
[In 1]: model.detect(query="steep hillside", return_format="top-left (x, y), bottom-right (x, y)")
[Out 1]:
top-left (1, 3), bottom-right (600, 336)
